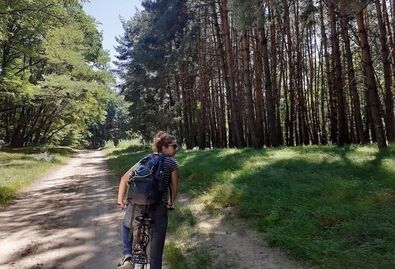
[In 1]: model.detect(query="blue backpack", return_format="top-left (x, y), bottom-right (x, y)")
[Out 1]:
top-left (127, 154), bottom-right (165, 205)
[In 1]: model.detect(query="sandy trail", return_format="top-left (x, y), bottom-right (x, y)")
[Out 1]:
top-left (178, 195), bottom-right (314, 269)
top-left (0, 150), bottom-right (122, 269)
top-left (0, 150), bottom-right (313, 269)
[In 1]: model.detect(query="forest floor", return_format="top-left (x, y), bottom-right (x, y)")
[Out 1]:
top-left (0, 150), bottom-right (313, 269)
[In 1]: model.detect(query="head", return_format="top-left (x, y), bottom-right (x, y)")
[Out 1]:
top-left (152, 131), bottom-right (178, 157)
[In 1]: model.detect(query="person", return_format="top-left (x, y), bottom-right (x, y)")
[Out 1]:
top-left (117, 131), bottom-right (179, 269)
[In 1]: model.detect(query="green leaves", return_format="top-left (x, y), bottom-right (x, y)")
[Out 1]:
top-left (0, 0), bottom-right (123, 148)
top-left (43, 24), bottom-right (86, 69)
top-left (115, 1), bottom-right (189, 141)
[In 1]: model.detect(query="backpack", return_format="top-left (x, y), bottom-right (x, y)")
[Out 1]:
top-left (127, 153), bottom-right (165, 205)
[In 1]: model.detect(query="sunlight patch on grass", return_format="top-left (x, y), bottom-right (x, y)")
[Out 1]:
top-left (382, 159), bottom-right (395, 175)
top-left (241, 157), bottom-right (269, 170)
top-left (216, 148), bottom-right (241, 157)
top-left (346, 153), bottom-right (376, 164)
top-left (269, 149), bottom-right (299, 159)
top-left (353, 146), bottom-right (378, 155)
top-left (200, 182), bottom-right (242, 212)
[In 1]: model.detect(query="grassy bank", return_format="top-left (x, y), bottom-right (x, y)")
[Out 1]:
top-left (105, 141), bottom-right (395, 269)
top-left (0, 147), bottom-right (74, 206)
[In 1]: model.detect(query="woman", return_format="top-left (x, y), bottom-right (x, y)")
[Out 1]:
top-left (117, 131), bottom-right (179, 269)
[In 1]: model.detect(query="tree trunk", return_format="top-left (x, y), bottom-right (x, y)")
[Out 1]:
top-left (319, 0), bottom-right (329, 144)
top-left (339, 7), bottom-right (365, 144)
top-left (261, 24), bottom-right (278, 146)
top-left (356, 11), bottom-right (387, 148)
top-left (219, 0), bottom-right (244, 147)
top-left (328, 0), bottom-right (350, 145)
top-left (284, 0), bottom-right (296, 146)
top-left (252, 28), bottom-right (265, 146)
top-left (269, 3), bottom-right (283, 145)
top-left (242, 30), bottom-right (259, 147)
top-left (375, 0), bottom-right (395, 142)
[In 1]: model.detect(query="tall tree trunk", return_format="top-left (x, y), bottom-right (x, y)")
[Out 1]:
top-left (269, 3), bottom-right (283, 145)
top-left (319, 0), bottom-right (329, 144)
top-left (211, 0), bottom-right (231, 147)
top-left (261, 24), bottom-right (278, 146)
top-left (294, 0), bottom-right (309, 145)
top-left (307, 25), bottom-right (319, 144)
top-left (219, 0), bottom-right (244, 147)
top-left (284, 0), bottom-right (296, 146)
top-left (328, 0), bottom-right (350, 145)
top-left (242, 30), bottom-right (259, 147)
top-left (375, 0), bottom-right (395, 142)
top-left (383, 0), bottom-right (395, 79)
top-left (339, 7), bottom-right (365, 144)
top-left (252, 28), bottom-right (265, 146)
top-left (197, 33), bottom-right (208, 149)
top-left (356, 11), bottom-right (387, 148)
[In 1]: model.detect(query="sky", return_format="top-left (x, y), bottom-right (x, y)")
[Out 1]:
top-left (82, 0), bottom-right (142, 65)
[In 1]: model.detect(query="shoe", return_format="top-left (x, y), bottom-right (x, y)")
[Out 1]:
top-left (117, 255), bottom-right (133, 269)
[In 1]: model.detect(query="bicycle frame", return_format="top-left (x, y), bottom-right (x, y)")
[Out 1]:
top-left (132, 212), bottom-right (154, 268)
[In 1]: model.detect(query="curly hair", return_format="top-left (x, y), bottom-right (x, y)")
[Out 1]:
top-left (152, 131), bottom-right (176, 152)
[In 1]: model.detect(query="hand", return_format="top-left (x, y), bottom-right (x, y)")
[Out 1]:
top-left (166, 203), bottom-right (174, 210)
top-left (118, 200), bottom-right (127, 209)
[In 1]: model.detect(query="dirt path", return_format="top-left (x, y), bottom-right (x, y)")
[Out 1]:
top-left (0, 150), bottom-right (122, 269)
top-left (181, 194), bottom-right (314, 269)
top-left (0, 150), bottom-right (313, 269)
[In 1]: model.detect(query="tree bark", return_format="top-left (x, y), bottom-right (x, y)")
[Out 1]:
top-left (356, 11), bottom-right (387, 148)
top-left (218, 0), bottom-right (244, 147)
top-left (339, 6), bottom-right (365, 144)
top-left (242, 30), bottom-right (259, 147)
top-left (375, 0), bottom-right (395, 142)
top-left (284, 0), bottom-right (296, 146)
top-left (328, 0), bottom-right (350, 145)
top-left (252, 28), bottom-right (265, 146)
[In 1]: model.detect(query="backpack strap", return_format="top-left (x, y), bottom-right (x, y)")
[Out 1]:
top-left (154, 154), bottom-right (165, 179)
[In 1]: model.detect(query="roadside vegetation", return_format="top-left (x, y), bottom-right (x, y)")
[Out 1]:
top-left (0, 147), bottom-right (73, 206)
top-left (104, 141), bottom-right (395, 269)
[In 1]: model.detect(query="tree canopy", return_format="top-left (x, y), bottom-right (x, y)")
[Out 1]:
top-left (0, 0), bottom-right (130, 148)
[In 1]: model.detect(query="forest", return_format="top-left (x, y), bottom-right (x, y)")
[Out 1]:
top-left (115, 0), bottom-right (394, 149)
top-left (1, 0), bottom-right (394, 150)
top-left (1, 2), bottom-right (395, 268)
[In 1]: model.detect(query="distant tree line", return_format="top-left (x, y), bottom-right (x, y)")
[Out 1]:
top-left (0, 0), bottom-right (130, 148)
top-left (116, 0), bottom-right (395, 149)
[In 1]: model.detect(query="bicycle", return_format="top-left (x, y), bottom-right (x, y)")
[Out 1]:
top-left (131, 206), bottom-right (174, 269)
top-left (131, 211), bottom-right (154, 269)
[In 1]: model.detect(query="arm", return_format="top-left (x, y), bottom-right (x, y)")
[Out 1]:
top-left (168, 168), bottom-right (179, 208)
top-left (117, 164), bottom-right (137, 208)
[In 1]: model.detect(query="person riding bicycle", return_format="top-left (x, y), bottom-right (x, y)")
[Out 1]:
top-left (117, 131), bottom-right (179, 269)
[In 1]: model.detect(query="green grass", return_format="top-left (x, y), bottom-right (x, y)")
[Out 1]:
top-left (105, 142), bottom-right (395, 269)
top-left (103, 140), bottom-right (150, 177)
top-left (0, 147), bottom-right (73, 206)
top-left (164, 241), bottom-right (189, 269)
top-left (168, 206), bottom-right (197, 233)
top-left (164, 203), bottom-right (229, 269)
